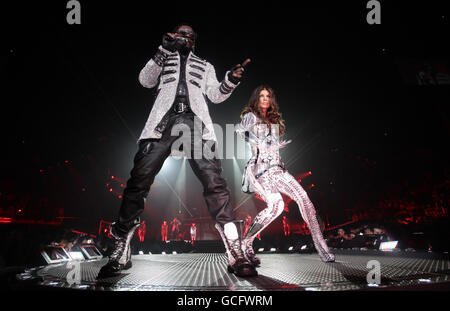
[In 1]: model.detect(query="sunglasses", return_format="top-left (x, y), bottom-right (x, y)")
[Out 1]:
top-left (176, 29), bottom-right (197, 41)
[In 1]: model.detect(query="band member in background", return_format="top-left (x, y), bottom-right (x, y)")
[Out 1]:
top-left (99, 23), bottom-right (256, 277)
top-left (170, 217), bottom-right (182, 240)
top-left (236, 85), bottom-right (335, 268)
top-left (161, 220), bottom-right (168, 242)
top-left (282, 215), bottom-right (290, 236)
top-left (243, 215), bottom-right (252, 237)
top-left (190, 223), bottom-right (197, 245)
top-left (138, 220), bottom-right (146, 242)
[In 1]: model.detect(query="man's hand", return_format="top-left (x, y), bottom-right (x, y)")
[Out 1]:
top-left (231, 58), bottom-right (251, 80)
top-left (162, 33), bottom-right (177, 52)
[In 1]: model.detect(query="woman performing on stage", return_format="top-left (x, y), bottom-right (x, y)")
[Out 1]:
top-left (235, 85), bottom-right (335, 266)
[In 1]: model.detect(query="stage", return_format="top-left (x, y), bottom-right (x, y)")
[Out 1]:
top-left (16, 249), bottom-right (450, 291)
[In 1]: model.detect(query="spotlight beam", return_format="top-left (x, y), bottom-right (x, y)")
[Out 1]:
top-left (160, 169), bottom-right (194, 217)
top-left (284, 131), bottom-right (322, 168)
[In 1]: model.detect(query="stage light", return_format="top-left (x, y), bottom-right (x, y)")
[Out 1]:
top-left (419, 279), bottom-right (432, 283)
top-left (162, 251), bottom-right (167, 255)
top-left (270, 248), bottom-right (276, 252)
top-left (160, 157), bottom-right (175, 173)
top-left (172, 251), bottom-right (177, 255)
top-left (258, 248), bottom-right (264, 252)
top-left (301, 245), bottom-right (307, 250)
top-left (69, 251), bottom-right (84, 261)
top-left (288, 246), bottom-right (294, 251)
top-left (80, 245), bottom-right (103, 260)
top-left (379, 241), bottom-right (398, 251)
top-left (41, 246), bottom-right (72, 264)
top-left (111, 176), bottom-right (115, 179)
top-left (139, 251), bottom-right (144, 255)
top-left (75, 285), bottom-right (89, 289)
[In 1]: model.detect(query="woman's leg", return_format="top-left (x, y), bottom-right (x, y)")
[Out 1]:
top-left (242, 166), bottom-right (285, 265)
top-left (275, 170), bottom-right (335, 262)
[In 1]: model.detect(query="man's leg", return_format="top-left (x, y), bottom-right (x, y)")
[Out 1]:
top-left (187, 140), bottom-right (257, 277)
top-left (114, 139), bottom-right (172, 235)
top-left (99, 138), bottom-right (173, 276)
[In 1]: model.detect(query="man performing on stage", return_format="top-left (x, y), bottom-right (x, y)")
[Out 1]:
top-left (98, 24), bottom-right (256, 277)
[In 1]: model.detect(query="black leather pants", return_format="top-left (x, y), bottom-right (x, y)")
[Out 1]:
top-left (114, 112), bottom-right (233, 236)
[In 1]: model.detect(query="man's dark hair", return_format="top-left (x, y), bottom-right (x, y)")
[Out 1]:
top-left (172, 22), bottom-right (197, 33)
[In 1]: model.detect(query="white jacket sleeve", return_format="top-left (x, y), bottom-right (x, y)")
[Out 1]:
top-left (138, 46), bottom-right (171, 88)
top-left (205, 63), bottom-right (240, 104)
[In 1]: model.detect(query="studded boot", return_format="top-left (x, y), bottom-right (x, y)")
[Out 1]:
top-left (98, 220), bottom-right (140, 277)
top-left (215, 222), bottom-right (257, 277)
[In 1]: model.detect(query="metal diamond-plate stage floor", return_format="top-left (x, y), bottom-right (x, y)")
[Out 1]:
top-left (20, 250), bottom-right (450, 291)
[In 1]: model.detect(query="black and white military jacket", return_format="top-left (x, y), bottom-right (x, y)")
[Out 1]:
top-left (138, 45), bottom-right (239, 142)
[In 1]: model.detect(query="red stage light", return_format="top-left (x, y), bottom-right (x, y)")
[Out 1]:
top-left (111, 176), bottom-right (115, 179)
top-left (109, 188), bottom-right (113, 192)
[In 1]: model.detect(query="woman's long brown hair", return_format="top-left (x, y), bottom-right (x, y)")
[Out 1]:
top-left (240, 85), bottom-right (286, 136)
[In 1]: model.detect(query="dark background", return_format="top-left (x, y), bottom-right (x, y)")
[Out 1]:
top-left (1, 1), bottom-right (449, 238)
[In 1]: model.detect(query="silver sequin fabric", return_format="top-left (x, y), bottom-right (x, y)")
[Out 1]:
top-left (237, 112), bottom-right (335, 262)
top-left (138, 46), bottom-right (239, 143)
top-left (235, 112), bottom-right (285, 193)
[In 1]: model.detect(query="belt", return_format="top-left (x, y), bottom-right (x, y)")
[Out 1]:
top-left (173, 102), bottom-right (190, 113)
top-left (255, 164), bottom-right (285, 179)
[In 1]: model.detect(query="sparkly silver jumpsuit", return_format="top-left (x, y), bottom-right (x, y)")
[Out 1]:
top-left (236, 112), bottom-right (335, 263)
